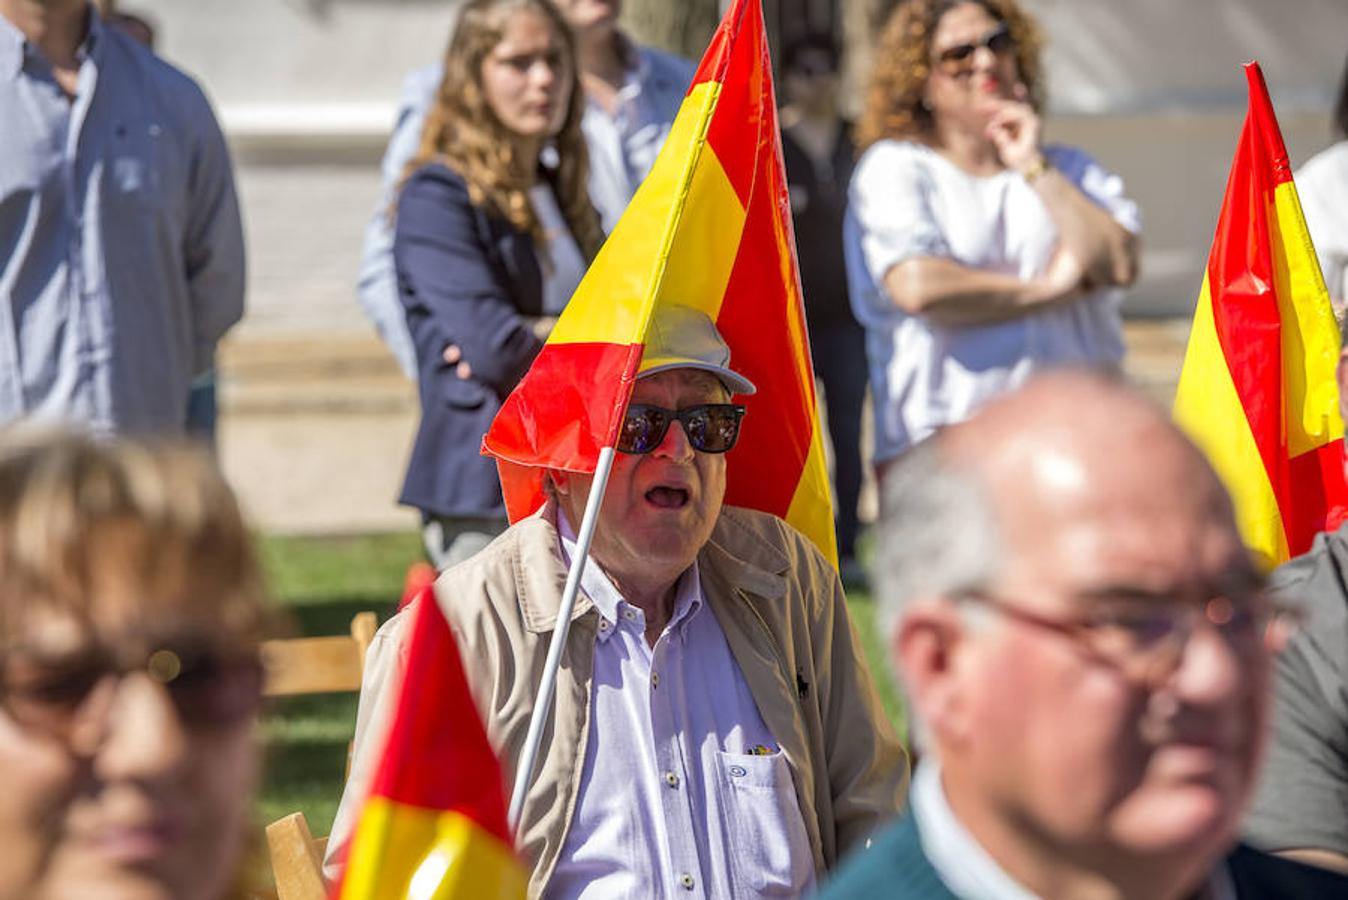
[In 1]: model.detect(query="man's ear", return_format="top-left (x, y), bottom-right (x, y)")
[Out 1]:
top-left (891, 598), bottom-right (974, 750)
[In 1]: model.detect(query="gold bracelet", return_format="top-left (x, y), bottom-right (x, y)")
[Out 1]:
top-left (1021, 154), bottom-right (1052, 184)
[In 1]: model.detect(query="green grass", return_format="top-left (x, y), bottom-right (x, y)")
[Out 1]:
top-left (257, 531), bottom-right (906, 836)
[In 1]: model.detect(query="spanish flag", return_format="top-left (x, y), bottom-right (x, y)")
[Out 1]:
top-left (1174, 62), bottom-right (1347, 569)
top-left (332, 591), bottom-right (526, 899)
top-left (482, 0), bottom-right (836, 565)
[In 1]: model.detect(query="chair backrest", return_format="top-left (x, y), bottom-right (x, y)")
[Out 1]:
top-left (266, 811), bottom-right (328, 900)
top-left (262, 611), bottom-right (378, 697)
top-left (262, 611), bottom-right (378, 899)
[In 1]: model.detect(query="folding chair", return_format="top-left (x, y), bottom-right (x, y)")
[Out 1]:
top-left (262, 611), bottom-right (378, 900)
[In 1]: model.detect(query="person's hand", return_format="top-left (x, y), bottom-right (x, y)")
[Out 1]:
top-left (985, 83), bottom-right (1043, 175)
top-left (442, 343), bottom-right (472, 379)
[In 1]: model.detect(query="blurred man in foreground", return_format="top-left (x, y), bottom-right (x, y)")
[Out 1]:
top-left (822, 371), bottom-right (1347, 899)
top-left (328, 306), bottom-right (905, 897)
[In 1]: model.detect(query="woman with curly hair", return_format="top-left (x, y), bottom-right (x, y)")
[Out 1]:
top-left (396, 0), bottom-right (603, 569)
top-left (844, 0), bottom-right (1140, 481)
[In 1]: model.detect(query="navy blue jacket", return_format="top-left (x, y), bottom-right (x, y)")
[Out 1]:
top-left (394, 162), bottom-right (552, 518)
top-left (819, 806), bottom-right (1348, 899)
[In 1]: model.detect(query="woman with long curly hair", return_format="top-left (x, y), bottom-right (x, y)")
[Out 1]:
top-left (844, 0), bottom-right (1140, 482)
top-left (395, 0), bottom-right (603, 569)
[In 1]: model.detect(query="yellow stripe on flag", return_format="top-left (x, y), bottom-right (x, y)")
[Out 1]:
top-left (1270, 180), bottom-right (1344, 457)
top-left (786, 412), bottom-right (837, 564)
top-left (548, 81), bottom-right (744, 346)
top-left (341, 800), bottom-right (527, 900)
top-left (1174, 274), bottom-right (1289, 566)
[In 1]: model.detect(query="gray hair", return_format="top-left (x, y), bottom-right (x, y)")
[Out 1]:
top-left (873, 437), bottom-right (1004, 750)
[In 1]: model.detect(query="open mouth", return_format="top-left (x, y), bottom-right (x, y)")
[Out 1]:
top-left (645, 486), bottom-right (690, 509)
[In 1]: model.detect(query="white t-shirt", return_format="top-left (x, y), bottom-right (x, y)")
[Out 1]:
top-left (1296, 140), bottom-right (1348, 304)
top-left (843, 140), bottom-right (1140, 463)
top-left (529, 183), bottom-right (589, 315)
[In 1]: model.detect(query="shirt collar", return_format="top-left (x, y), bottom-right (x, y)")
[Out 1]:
top-left (555, 506), bottom-right (703, 644)
top-left (0, 4), bottom-right (100, 81)
top-left (0, 13), bottom-right (25, 80)
top-left (912, 760), bottom-right (1238, 900)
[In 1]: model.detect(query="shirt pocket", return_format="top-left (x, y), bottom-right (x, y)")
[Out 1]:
top-left (718, 750), bottom-right (815, 898)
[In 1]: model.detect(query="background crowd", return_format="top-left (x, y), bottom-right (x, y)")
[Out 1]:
top-left (3, 0), bottom-right (1348, 897)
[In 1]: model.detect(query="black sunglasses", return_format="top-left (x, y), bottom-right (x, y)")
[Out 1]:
top-left (935, 24), bottom-right (1013, 74)
top-left (618, 403), bottom-right (747, 455)
top-left (0, 643), bottom-right (263, 741)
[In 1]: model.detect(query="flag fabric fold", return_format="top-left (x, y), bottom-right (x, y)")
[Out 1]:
top-left (1174, 61), bottom-right (1347, 569)
top-left (332, 589), bottom-right (526, 900)
top-left (481, 0), bottom-right (837, 565)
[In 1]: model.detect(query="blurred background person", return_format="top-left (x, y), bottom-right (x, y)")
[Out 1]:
top-left (1242, 325), bottom-right (1348, 875)
top-left (844, 0), bottom-right (1139, 488)
top-left (396, 0), bottom-right (603, 570)
top-left (781, 32), bottom-right (868, 584)
top-left (0, 427), bottom-right (271, 900)
top-left (1292, 51), bottom-right (1348, 322)
top-left (0, 0), bottom-right (244, 436)
top-left (93, 0), bottom-right (220, 447)
top-left (357, 0), bottom-right (694, 378)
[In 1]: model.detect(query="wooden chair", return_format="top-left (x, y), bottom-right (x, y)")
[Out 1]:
top-left (261, 611), bottom-right (378, 698)
top-left (265, 811), bottom-right (328, 900)
top-left (262, 611), bottom-right (378, 900)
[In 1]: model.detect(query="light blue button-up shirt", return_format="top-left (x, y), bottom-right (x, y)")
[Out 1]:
top-left (0, 8), bottom-right (244, 433)
top-left (546, 513), bottom-right (815, 899)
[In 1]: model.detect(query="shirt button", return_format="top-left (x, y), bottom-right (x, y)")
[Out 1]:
top-left (598, 620), bottom-right (609, 631)
top-left (679, 873), bottom-right (695, 890)
top-left (651, 672), bottom-right (660, 688)
top-left (664, 771), bottom-right (679, 788)
top-left (623, 609), bottom-right (637, 620)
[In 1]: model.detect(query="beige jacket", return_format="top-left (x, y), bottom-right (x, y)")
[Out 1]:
top-left (326, 503), bottom-right (908, 897)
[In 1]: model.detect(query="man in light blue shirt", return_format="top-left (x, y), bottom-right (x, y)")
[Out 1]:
top-left (356, 0), bottom-right (693, 377)
top-left (328, 307), bottom-right (906, 896)
top-left (0, 0), bottom-right (244, 433)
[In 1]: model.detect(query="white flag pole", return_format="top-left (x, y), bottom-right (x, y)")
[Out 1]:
top-left (508, 444), bottom-right (617, 831)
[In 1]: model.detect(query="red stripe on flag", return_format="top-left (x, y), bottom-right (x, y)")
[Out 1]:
top-left (701, 0), bottom-right (765, 208)
top-left (1286, 438), bottom-right (1348, 555)
top-left (1243, 64), bottom-right (1294, 188)
top-left (485, 341), bottom-right (641, 472)
top-left (1204, 82), bottom-right (1290, 531)
top-left (368, 590), bottom-right (511, 846)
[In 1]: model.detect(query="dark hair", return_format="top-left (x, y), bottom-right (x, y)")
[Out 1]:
top-left (1335, 51), bottom-right (1348, 141)
top-left (782, 32), bottom-right (839, 74)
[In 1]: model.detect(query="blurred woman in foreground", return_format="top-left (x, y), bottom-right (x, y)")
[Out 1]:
top-left (396, 0), bottom-right (603, 570)
top-left (844, 0), bottom-right (1140, 485)
top-left (0, 428), bottom-right (271, 900)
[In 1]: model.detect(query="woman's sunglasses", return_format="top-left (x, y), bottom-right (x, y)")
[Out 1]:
top-left (618, 403), bottom-right (747, 455)
top-left (934, 24), bottom-right (1014, 75)
top-left (0, 643), bottom-right (263, 742)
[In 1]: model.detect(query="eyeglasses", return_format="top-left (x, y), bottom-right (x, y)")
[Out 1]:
top-left (0, 642), bottom-right (263, 743)
top-left (959, 588), bottom-right (1302, 684)
top-left (618, 403), bottom-right (747, 455)
top-left (933, 24), bottom-right (1014, 75)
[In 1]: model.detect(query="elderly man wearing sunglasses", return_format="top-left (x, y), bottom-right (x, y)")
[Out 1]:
top-left (326, 305), bottom-right (906, 898)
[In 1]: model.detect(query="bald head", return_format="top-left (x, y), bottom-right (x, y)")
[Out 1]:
top-left (946, 372), bottom-right (1238, 585)
top-left (877, 370), bottom-right (1243, 617)
top-left (878, 371), bottom-right (1272, 896)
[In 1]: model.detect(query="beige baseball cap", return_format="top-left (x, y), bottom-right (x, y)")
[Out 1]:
top-left (637, 305), bottom-right (757, 396)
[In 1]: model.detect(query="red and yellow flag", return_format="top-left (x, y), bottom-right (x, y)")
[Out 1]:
top-left (1174, 62), bottom-right (1347, 569)
top-left (332, 590), bottom-right (526, 899)
top-left (482, 0), bottom-right (836, 565)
